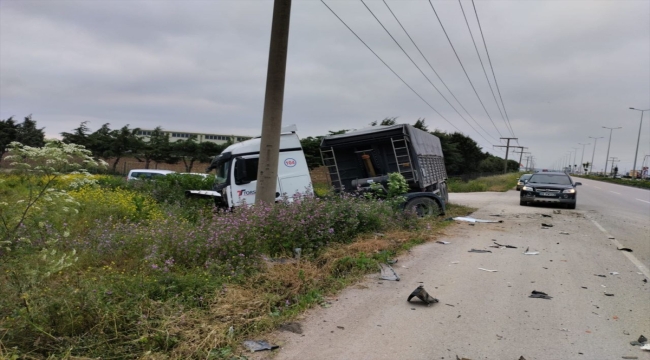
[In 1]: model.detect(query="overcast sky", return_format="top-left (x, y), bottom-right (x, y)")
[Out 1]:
top-left (1, 0), bottom-right (649, 171)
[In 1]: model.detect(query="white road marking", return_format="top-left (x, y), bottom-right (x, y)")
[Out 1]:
top-left (589, 218), bottom-right (650, 279)
top-left (636, 199), bottom-right (650, 204)
top-left (609, 191), bottom-right (621, 195)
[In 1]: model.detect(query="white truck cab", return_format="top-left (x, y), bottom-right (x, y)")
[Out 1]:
top-left (187, 127), bottom-right (312, 208)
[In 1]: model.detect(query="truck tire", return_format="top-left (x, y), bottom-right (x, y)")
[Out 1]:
top-left (406, 197), bottom-right (441, 217)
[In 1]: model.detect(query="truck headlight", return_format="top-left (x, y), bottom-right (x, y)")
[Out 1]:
top-left (522, 186), bottom-right (533, 191)
top-left (562, 189), bottom-right (576, 194)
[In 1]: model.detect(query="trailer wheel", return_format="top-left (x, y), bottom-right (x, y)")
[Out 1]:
top-left (406, 197), bottom-right (441, 217)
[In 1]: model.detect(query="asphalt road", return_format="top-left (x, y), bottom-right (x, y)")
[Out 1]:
top-left (266, 189), bottom-right (650, 360)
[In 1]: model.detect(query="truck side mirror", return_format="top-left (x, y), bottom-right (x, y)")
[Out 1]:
top-left (234, 158), bottom-right (249, 185)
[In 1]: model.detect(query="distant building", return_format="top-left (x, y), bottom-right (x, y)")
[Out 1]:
top-left (136, 130), bottom-right (252, 145)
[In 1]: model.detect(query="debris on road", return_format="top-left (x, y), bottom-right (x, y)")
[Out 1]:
top-left (640, 344), bottom-right (650, 350)
top-left (553, 210), bottom-right (561, 214)
top-left (407, 285), bottom-right (439, 306)
top-left (456, 355), bottom-right (472, 360)
top-left (478, 268), bottom-right (498, 272)
top-left (621, 356), bottom-right (638, 359)
top-left (529, 290), bottom-right (553, 300)
top-left (337, 326), bottom-right (345, 330)
top-left (604, 293), bottom-right (615, 296)
top-left (560, 232), bottom-right (570, 235)
top-left (581, 286), bottom-right (588, 289)
top-left (490, 214), bottom-right (504, 217)
top-left (436, 241), bottom-right (451, 245)
top-left (523, 246), bottom-right (539, 255)
top-left (468, 249), bottom-right (492, 253)
top-left (243, 340), bottom-right (279, 352)
top-left (445, 303), bottom-right (455, 307)
top-left (541, 214), bottom-right (552, 218)
top-left (595, 274), bottom-right (607, 278)
top-left (453, 216), bottom-right (503, 223)
top-left (610, 272), bottom-right (619, 276)
top-left (630, 335), bottom-right (647, 346)
top-left (451, 261), bottom-right (459, 264)
top-left (379, 263), bottom-right (400, 281)
top-left (541, 223), bottom-right (554, 227)
top-left (279, 322), bottom-right (303, 334)
top-left (387, 259), bottom-right (398, 265)
top-left (618, 247), bottom-right (633, 252)
top-left (608, 236), bottom-right (616, 239)
top-left (493, 241), bottom-right (518, 248)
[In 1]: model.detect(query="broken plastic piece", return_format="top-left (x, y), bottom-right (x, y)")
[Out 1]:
top-left (453, 216), bottom-right (503, 223)
top-left (541, 223), bottom-right (554, 227)
top-left (560, 232), bottom-right (570, 235)
top-left (493, 241), bottom-right (517, 248)
top-left (617, 247), bottom-right (633, 252)
top-left (541, 214), bottom-right (552, 218)
top-left (243, 340), bottom-right (279, 352)
top-left (379, 263), bottom-right (400, 281)
top-left (604, 293), bottom-right (615, 296)
top-left (595, 274), bottom-right (607, 278)
top-left (407, 285), bottom-right (439, 306)
top-left (468, 249), bottom-right (492, 253)
top-left (436, 241), bottom-right (451, 245)
top-left (610, 272), bottom-right (619, 275)
top-left (529, 290), bottom-right (552, 299)
top-left (523, 246), bottom-right (539, 255)
top-left (640, 344), bottom-right (650, 350)
top-left (478, 268), bottom-right (498, 272)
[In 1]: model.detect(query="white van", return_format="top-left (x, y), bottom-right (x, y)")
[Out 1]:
top-left (126, 169), bottom-right (176, 181)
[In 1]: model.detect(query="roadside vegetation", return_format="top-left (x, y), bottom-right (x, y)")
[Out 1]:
top-left (0, 140), bottom-right (473, 359)
top-left (573, 174), bottom-right (650, 190)
top-left (448, 173), bottom-right (520, 193)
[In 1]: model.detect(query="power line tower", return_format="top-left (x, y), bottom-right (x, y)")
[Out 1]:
top-left (493, 137), bottom-right (518, 173)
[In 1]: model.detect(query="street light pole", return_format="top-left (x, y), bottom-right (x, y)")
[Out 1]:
top-left (602, 126), bottom-right (622, 176)
top-left (578, 143), bottom-right (590, 174)
top-left (588, 136), bottom-right (603, 174)
top-left (571, 147), bottom-right (579, 174)
top-left (629, 107), bottom-right (649, 178)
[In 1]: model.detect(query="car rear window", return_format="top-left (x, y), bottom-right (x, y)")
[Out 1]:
top-left (527, 174), bottom-right (572, 185)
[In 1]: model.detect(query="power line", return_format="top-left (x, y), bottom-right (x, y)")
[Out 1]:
top-left (471, 0), bottom-right (516, 137)
top-left (319, 0), bottom-right (462, 134)
top-left (457, 0), bottom-right (511, 137)
top-left (381, 0), bottom-right (501, 143)
top-left (359, 0), bottom-right (497, 146)
top-left (428, 0), bottom-right (504, 139)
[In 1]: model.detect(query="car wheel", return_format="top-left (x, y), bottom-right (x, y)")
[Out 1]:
top-left (567, 203), bottom-right (576, 209)
top-left (406, 197), bottom-right (441, 217)
top-left (520, 200), bottom-right (527, 206)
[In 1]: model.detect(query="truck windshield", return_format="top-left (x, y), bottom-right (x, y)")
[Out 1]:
top-left (215, 160), bottom-right (230, 185)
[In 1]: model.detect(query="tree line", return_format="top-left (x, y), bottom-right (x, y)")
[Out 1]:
top-left (2, 116), bottom-right (518, 175)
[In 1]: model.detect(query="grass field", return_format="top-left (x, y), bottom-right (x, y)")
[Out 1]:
top-left (0, 169), bottom-right (473, 359)
top-left (447, 173), bottom-right (520, 193)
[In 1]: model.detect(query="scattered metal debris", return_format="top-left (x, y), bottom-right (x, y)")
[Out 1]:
top-left (529, 290), bottom-right (553, 300)
top-left (541, 214), bottom-right (552, 218)
top-left (541, 223), bottom-right (554, 227)
top-left (523, 246), bottom-right (539, 255)
top-left (618, 247), bottom-right (633, 252)
top-left (560, 231), bottom-right (570, 235)
top-left (604, 293), bottom-right (615, 296)
top-left (456, 355), bottom-right (472, 360)
top-left (608, 236), bottom-right (616, 239)
top-left (478, 268), bottom-right (498, 272)
top-left (493, 241), bottom-right (517, 248)
top-left (243, 340), bottom-right (279, 352)
top-left (436, 241), bottom-right (451, 245)
top-left (595, 274), bottom-right (607, 278)
top-left (445, 303), bottom-right (455, 307)
top-left (453, 216), bottom-right (503, 223)
top-left (640, 344), bottom-right (650, 351)
top-left (337, 326), bottom-right (345, 330)
top-left (630, 335), bottom-right (647, 346)
top-left (407, 285), bottom-right (439, 306)
top-left (451, 261), bottom-right (459, 264)
top-left (379, 263), bottom-right (400, 281)
top-left (581, 287), bottom-right (588, 289)
top-left (610, 272), bottom-right (619, 276)
top-left (279, 322), bottom-right (303, 334)
top-left (553, 210), bottom-right (561, 214)
top-left (468, 249), bottom-right (492, 253)
top-left (622, 356), bottom-right (638, 359)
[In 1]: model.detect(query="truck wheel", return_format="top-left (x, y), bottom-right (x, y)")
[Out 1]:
top-left (406, 197), bottom-right (441, 217)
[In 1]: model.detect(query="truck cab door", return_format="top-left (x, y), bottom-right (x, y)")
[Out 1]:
top-left (231, 156), bottom-right (281, 206)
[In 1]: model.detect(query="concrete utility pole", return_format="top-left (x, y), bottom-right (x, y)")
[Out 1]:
top-left (256, 0), bottom-right (292, 205)
top-left (493, 137), bottom-right (518, 174)
top-left (629, 108), bottom-right (649, 178)
top-left (602, 126), bottom-right (621, 176)
top-left (513, 147), bottom-right (527, 171)
top-left (525, 156), bottom-right (530, 171)
top-left (588, 136), bottom-right (603, 174)
top-left (578, 143), bottom-right (590, 174)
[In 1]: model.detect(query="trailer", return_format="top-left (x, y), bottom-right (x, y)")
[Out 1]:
top-left (320, 124), bottom-right (448, 215)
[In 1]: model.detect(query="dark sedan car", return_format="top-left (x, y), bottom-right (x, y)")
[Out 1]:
top-left (516, 174), bottom-right (532, 191)
top-left (520, 172), bottom-right (581, 209)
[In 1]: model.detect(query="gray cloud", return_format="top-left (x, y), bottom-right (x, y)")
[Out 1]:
top-left (1, 0), bottom-right (648, 171)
